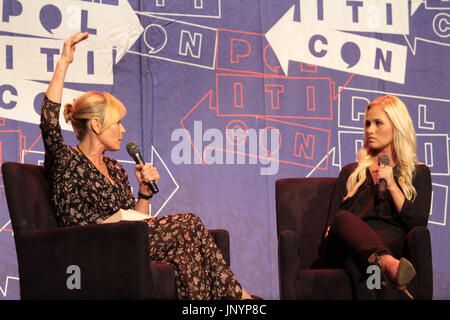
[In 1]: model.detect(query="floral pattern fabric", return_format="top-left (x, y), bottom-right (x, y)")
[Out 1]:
top-left (146, 213), bottom-right (242, 299)
top-left (40, 96), bottom-right (243, 299)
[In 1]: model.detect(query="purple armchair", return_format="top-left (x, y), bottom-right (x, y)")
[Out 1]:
top-left (2, 162), bottom-right (230, 299)
top-left (275, 177), bottom-right (433, 300)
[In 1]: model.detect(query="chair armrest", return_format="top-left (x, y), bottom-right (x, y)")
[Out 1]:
top-left (15, 221), bottom-right (152, 299)
top-left (297, 269), bottom-right (352, 300)
top-left (149, 263), bottom-right (177, 299)
top-left (209, 229), bottom-right (230, 266)
top-left (278, 230), bottom-right (300, 300)
top-left (406, 226), bottom-right (433, 300)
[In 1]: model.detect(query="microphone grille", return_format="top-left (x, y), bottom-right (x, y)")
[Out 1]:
top-left (126, 142), bottom-right (140, 156)
top-left (378, 154), bottom-right (390, 166)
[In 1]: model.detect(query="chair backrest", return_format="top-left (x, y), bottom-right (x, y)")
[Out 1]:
top-left (276, 177), bottom-right (337, 269)
top-left (2, 162), bottom-right (58, 232)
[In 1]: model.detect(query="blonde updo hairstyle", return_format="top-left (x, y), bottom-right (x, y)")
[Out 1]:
top-left (64, 91), bottom-right (126, 141)
top-left (344, 95), bottom-right (418, 202)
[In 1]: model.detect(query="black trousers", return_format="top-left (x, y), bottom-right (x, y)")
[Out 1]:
top-left (325, 210), bottom-right (406, 269)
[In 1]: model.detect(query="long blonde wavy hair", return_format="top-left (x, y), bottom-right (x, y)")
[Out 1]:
top-left (343, 95), bottom-right (418, 201)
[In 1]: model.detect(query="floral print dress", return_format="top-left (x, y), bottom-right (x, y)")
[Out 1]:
top-left (40, 96), bottom-right (243, 299)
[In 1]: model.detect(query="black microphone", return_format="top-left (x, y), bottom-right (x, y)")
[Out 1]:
top-left (377, 154), bottom-right (389, 201)
top-left (126, 142), bottom-right (159, 194)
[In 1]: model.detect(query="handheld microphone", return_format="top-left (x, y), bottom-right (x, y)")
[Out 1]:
top-left (126, 142), bottom-right (159, 194)
top-left (377, 154), bottom-right (389, 201)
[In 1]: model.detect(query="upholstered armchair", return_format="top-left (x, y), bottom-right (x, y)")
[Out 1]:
top-left (2, 162), bottom-right (231, 299)
top-left (275, 177), bottom-right (433, 300)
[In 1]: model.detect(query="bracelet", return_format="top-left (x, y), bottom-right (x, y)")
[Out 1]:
top-left (138, 191), bottom-right (153, 200)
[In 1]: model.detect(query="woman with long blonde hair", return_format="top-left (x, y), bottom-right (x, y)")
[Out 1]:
top-left (324, 95), bottom-right (432, 299)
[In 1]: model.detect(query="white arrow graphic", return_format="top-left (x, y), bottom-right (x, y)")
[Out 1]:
top-left (150, 146), bottom-right (179, 217)
top-left (0, 79), bottom-right (82, 131)
top-left (0, 0), bottom-right (143, 63)
top-left (265, 5), bottom-right (408, 83)
top-left (0, 35), bottom-right (113, 84)
top-left (119, 146), bottom-right (179, 218)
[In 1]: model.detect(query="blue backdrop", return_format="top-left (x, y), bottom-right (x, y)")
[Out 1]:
top-left (0, 0), bottom-right (449, 299)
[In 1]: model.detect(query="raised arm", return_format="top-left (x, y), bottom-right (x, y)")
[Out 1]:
top-left (46, 31), bottom-right (89, 103)
top-left (41, 31), bottom-right (89, 168)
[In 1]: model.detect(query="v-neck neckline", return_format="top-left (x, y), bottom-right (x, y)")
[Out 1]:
top-left (75, 145), bottom-right (116, 186)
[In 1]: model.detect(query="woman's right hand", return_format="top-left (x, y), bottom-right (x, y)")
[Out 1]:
top-left (60, 31), bottom-right (89, 65)
top-left (135, 163), bottom-right (160, 195)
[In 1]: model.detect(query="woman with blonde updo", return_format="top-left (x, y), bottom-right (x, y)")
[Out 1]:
top-left (323, 95), bottom-right (432, 299)
top-left (63, 91), bottom-right (126, 142)
top-left (40, 31), bottom-right (256, 300)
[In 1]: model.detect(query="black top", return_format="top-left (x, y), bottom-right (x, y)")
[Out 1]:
top-left (327, 162), bottom-right (432, 233)
top-left (40, 96), bottom-right (135, 226)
